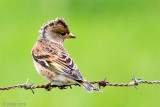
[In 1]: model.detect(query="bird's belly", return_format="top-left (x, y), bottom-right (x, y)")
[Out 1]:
top-left (33, 60), bottom-right (57, 81)
top-left (53, 75), bottom-right (75, 86)
top-left (34, 60), bottom-right (76, 86)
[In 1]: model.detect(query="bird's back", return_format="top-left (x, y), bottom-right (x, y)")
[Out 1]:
top-left (32, 39), bottom-right (83, 81)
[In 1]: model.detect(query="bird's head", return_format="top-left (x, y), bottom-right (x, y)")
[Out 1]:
top-left (39, 18), bottom-right (76, 44)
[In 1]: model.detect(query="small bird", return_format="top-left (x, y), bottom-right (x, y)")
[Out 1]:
top-left (32, 18), bottom-right (102, 93)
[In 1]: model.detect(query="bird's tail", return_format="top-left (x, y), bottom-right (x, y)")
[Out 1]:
top-left (80, 81), bottom-right (102, 93)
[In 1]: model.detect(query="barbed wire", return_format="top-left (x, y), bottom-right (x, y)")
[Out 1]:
top-left (0, 76), bottom-right (160, 94)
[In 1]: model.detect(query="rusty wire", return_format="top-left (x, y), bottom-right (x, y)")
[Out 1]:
top-left (0, 76), bottom-right (160, 94)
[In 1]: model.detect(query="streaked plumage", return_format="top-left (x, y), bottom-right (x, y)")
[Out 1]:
top-left (32, 18), bottom-right (102, 92)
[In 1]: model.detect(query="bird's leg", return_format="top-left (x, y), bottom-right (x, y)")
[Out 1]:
top-left (45, 81), bottom-right (53, 91)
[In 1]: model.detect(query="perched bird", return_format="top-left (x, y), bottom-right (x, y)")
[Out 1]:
top-left (32, 18), bottom-right (102, 93)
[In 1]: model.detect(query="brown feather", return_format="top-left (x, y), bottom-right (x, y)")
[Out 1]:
top-left (32, 39), bottom-right (83, 81)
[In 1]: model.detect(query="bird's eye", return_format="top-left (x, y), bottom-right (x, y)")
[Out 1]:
top-left (61, 33), bottom-right (66, 36)
top-left (49, 22), bottom-right (54, 26)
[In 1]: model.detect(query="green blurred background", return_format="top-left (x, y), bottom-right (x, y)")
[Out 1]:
top-left (0, 0), bottom-right (160, 107)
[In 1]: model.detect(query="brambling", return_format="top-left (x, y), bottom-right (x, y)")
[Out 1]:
top-left (32, 18), bottom-right (102, 92)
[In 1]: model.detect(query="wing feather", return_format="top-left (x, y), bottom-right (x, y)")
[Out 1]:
top-left (32, 42), bottom-right (83, 81)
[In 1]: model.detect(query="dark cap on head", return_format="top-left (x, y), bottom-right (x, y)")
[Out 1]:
top-left (39, 18), bottom-right (75, 42)
top-left (49, 18), bottom-right (70, 34)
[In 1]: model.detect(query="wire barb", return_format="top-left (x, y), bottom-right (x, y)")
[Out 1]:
top-left (0, 76), bottom-right (160, 93)
top-left (23, 79), bottom-right (34, 94)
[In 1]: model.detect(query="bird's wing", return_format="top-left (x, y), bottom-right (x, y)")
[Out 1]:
top-left (32, 42), bottom-right (83, 81)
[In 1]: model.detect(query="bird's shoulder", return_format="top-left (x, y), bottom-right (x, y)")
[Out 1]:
top-left (32, 39), bottom-right (77, 70)
top-left (36, 39), bottom-right (67, 56)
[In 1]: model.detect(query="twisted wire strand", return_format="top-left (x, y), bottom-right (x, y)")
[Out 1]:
top-left (139, 80), bottom-right (160, 84)
top-left (0, 77), bottom-right (160, 93)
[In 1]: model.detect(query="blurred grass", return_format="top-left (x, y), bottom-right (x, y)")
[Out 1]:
top-left (0, 0), bottom-right (160, 107)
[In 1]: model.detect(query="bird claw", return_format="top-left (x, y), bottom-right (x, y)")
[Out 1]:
top-left (58, 86), bottom-right (67, 90)
top-left (131, 76), bottom-right (144, 89)
top-left (45, 81), bottom-right (53, 91)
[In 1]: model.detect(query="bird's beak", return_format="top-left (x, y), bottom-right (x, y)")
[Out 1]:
top-left (67, 33), bottom-right (76, 39)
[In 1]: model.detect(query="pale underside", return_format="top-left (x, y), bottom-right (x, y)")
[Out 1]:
top-left (34, 60), bottom-right (78, 86)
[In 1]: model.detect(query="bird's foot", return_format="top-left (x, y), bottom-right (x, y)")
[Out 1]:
top-left (45, 81), bottom-right (53, 91)
top-left (58, 85), bottom-right (68, 90)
